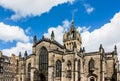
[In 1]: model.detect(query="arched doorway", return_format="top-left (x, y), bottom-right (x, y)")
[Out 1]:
top-left (40, 73), bottom-right (46, 81)
top-left (88, 75), bottom-right (97, 81)
top-left (90, 77), bottom-right (95, 81)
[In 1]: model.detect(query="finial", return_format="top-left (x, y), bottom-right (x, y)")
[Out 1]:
top-left (83, 47), bottom-right (85, 52)
top-left (114, 45), bottom-right (117, 53)
top-left (24, 51), bottom-right (28, 57)
top-left (80, 48), bottom-right (82, 52)
top-left (114, 45), bottom-right (117, 50)
top-left (42, 35), bottom-right (45, 39)
top-left (51, 30), bottom-right (55, 41)
top-left (70, 19), bottom-right (75, 32)
top-left (99, 44), bottom-right (103, 49)
top-left (33, 35), bottom-right (37, 44)
top-left (71, 9), bottom-right (77, 25)
top-left (99, 44), bottom-right (104, 53)
top-left (72, 19), bottom-right (74, 26)
top-left (19, 52), bottom-right (21, 57)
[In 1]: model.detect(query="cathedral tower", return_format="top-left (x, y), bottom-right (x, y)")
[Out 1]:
top-left (63, 20), bottom-right (82, 51)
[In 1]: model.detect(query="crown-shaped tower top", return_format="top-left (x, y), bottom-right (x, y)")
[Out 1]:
top-left (63, 20), bottom-right (82, 51)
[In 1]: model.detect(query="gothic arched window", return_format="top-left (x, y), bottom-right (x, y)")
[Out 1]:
top-left (39, 47), bottom-right (48, 70)
top-left (28, 63), bottom-right (31, 81)
top-left (67, 60), bottom-right (72, 78)
top-left (78, 59), bottom-right (80, 81)
top-left (56, 60), bottom-right (62, 77)
top-left (89, 58), bottom-right (95, 72)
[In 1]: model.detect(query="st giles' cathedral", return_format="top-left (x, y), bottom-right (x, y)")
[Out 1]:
top-left (16, 20), bottom-right (120, 81)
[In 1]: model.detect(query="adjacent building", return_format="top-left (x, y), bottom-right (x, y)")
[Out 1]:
top-left (0, 51), bottom-right (19, 81)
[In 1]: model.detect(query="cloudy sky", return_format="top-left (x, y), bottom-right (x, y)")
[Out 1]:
top-left (0, 0), bottom-right (120, 60)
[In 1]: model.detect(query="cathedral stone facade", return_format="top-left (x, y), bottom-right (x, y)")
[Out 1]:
top-left (16, 20), bottom-right (120, 81)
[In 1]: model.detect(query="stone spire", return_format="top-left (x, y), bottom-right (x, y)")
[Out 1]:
top-left (33, 35), bottom-right (37, 44)
top-left (99, 44), bottom-right (104, 53)
top-left (72, 19), bottom-right (74, 26)
top-left (114, 45), bottom-right (117, 54)
top-left (24, 51), bottom-right (28, 58)
top-left (70, 19), bottom-right (76, 32)
top-left (51, 30), bottom-right (55, 41)
top-left (19, 52), bottom-right (21, 58)
top-left (83, 47), bottom-right (85, 52)
top-left (63, 20), bottom-right (82, 52)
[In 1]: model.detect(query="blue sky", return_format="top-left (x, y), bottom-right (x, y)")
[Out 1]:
top-left (0, 0), bottom-right (120, 58)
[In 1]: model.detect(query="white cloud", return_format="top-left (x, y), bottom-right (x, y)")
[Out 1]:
top-left (44, 26), bottom-right (64, 44)
top-left (83, 3), bottom-right (94, 14)
top-left (0, 0), bottom-right (74, 20)
top-left (25, 27), bottom-right (31, 35)
top-left (77, 26), bottom-right (91, 33)
top-left (44, 12), bottom-right (120, 61)
top-left (2, 42), bottom-right (32, 56)
top-left (63, 19), bottom-right (70, 28)
top-left (0, 22), bottom-right (32, 56)
top-left (82, 12), bottom-right (120, 52)
top-left (0, 22), bottom-right (30, 42)
top-left (81, 11), bottom-right (120, 62)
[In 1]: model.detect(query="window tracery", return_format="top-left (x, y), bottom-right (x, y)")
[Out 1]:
top-left (89, 58), bottom-right (95, 72)
top-left (28, 63), bottom-right (31, 81)
top-left (56, 60), bottom-right (62, 77)
top-left (39, 47), bottom-right (48, 70)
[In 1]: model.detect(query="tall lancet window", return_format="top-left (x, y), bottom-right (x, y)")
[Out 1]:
top-left (28, 63), bottom-right (31, 81)
top-left (56, 60), bottom-right (62, 77)
top-left (67, 60), bottom-right (72, 78)
top-left (89, 58), bottom-right (95, 72)
top-left (39, 47), bottom-right (48, 70)
top-left (78, 59), bottom-right (80, 81)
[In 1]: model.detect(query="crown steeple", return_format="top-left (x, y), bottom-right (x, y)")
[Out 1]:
top-left (70, 19), bottom-right (76, 32)
top-left (63, 20), bottom-right (82, 51)
top-left (72, 19), bottom-right (74, 26)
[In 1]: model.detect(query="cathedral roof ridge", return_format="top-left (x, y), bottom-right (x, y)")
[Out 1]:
top-left (33, 36), bottom-right (64, 49)
top-left (52, 39), bottom-right (64, 48)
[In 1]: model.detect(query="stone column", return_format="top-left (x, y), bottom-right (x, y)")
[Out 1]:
top-left (36, 55), bottom-right (39, 69)
top-left (31, 69), bottom-right (36, 81)
top-left (101, 60), bottom-right (105, 81)
top-left (48, 53), bottom-right (55, 81)
top-left (75, 59), bottom-right (78, 81)
top-left (81, 58), bottom-right (84, 81)
top-left (48, 67), bottom-right (54, 81)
